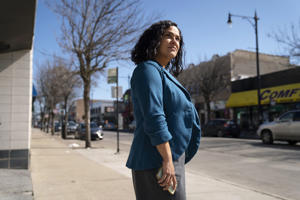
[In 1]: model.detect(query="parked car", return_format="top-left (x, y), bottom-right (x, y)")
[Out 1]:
top-left (75, 122), bottom-right (103, 140)
top-left (103, 122), bottom-right (116, 130)
top-left (257, 110), bottom-right (300, 145)
top-left (67, 121), bottom-right (78, 134)
top-left (128, 120), bottom-right (136, 132)
top-left (202, 119), bottom-right (240, 138)
top-left (54, 122), bottom-right (61, 132)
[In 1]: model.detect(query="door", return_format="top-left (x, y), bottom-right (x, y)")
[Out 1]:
top-left (290, 111), bottom-right (300, 140)
top-left (204, 121), bottom-right (215, 136)
top-left (275, 112), bottom-right (294, 140)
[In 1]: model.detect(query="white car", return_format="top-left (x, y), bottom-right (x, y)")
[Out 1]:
top-left (128, 120), bottom-right (136, 132)
top-left (257, 110), bottom-right (300, 145)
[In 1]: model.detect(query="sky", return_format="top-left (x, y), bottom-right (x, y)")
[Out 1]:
top-left (33, 0), bottom-right (300, 100)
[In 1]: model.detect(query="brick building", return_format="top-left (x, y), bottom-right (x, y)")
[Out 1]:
top-left (179, 49), bottom-right (293, 125)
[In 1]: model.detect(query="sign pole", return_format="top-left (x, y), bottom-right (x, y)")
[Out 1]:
top-left (116, 67), bottom-right (120, 153)
top-left (107, 67), bottom-right (120, 154)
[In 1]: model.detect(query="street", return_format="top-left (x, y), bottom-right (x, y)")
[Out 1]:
top-left (189, 137), bottom-right (300, 200)
top-left (87, 131), bottom-right (300, 200)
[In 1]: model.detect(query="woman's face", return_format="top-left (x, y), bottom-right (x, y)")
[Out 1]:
top-left (157, 26), bottom-right (181, 62)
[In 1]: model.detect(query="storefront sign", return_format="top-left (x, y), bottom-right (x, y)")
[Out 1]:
top-left (260, 88), bottom-right (300, 101)
top-left (226, 83), bottom-right (300, 107)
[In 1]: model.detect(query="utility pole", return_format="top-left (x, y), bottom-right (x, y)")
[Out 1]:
top-left (227, 11), bottom-right (263, 125)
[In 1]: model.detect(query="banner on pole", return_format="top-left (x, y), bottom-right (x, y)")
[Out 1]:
top-left (107, 68), bottom-right (117, 83)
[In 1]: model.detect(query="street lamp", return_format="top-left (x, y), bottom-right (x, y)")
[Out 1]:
top-left (227, 11), bottom-right (263, 125)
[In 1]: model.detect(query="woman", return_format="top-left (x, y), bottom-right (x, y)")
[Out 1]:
top-left (126, 20), bottom-right (201, 200)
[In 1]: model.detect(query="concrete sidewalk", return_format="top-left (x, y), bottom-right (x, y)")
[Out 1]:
top-left (0, 169), bottom-right (33, 200)
top-left (30, 128), bottom-right (289, 200)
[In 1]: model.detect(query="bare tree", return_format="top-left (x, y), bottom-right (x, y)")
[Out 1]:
top-left (36, 64), bottom-right (51, 133)
top-left (52, 59), bottom-right (81, 139)
top-left (269, 20), bottom-right (300, 64)
top-left (36, 62), bottom-right (56, 135)
top-left (35, 93), bottom-right (46, 130)
top-left (178, 57), bottom-right (230, 121)
top-left (49, 0), bottom-right (156, 147)
top-left (45, 62), bottom-right (65, 135)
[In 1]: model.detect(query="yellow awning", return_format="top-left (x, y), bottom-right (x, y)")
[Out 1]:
top-left (226, 83), bottom-right (300, 107)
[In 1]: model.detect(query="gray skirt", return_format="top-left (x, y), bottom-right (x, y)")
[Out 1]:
top-left (131, 153), bottom-right (186, 200)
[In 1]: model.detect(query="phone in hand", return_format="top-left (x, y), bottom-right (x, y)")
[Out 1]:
top-left (156, 167), bottom-right (176, 195)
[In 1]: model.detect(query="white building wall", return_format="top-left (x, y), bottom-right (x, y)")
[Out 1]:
top-left (0, 50), bottom-right (32, 168)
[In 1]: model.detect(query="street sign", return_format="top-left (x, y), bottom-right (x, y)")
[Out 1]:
top-left (107, 68), bottom-right (117, 83)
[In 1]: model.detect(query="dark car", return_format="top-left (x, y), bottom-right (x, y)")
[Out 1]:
top-left (67, 121), bottom-right (78, 134)
top-left (202, 119), bottom-right (240, 138)
top-left (75, 122), bottom-right (103, 140)
top-left (103, 122), bottom-right (116, 130)
top-left (54, 122), bottom-right (61, 132)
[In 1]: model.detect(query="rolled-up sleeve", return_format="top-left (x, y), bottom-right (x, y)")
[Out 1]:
top-left (131, 62), bottom-right (172, 146)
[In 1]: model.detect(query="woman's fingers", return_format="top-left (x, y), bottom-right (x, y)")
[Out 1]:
top-left (158, 173), bottom-right (166, 184)
top-left (163, 176), bottom-right (177, 191)
top-left (157, 160), bottom-right (176, 191)
top-left (172, 175), bottom-right (177, 191)
top-left (158, 173), bottom-right (170, 185)
top-left (159, 173), bottom-right (176, 190)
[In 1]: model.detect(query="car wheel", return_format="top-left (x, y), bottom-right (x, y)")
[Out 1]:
top-left (217, 130), bottom-right (224, 137)
top-left (262, 130), bottom-right (273, 144)
top-left (75, 132), bottom-right (81, 139)
top-left (74, 131), bottom-right (79, 139)
top-left (233, 133), bottom-right (240, 138)
top-left (288, 141), bottom-right (297, 145)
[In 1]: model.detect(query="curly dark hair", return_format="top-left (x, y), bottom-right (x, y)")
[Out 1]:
top-left (131, 20), bottom-right (184, 77)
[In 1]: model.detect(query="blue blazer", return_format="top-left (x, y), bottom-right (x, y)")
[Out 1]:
top-left (126, 60), bottom-right (201, 170)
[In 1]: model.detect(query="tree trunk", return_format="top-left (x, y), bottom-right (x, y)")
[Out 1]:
top-left (64, 110), bottom-right (68, 138)
top-left (63, 99), bottom-right (68, 139)
top-left (51, 110), bottom-right (55, 135)
top-left (40, 112), bottom-right (44, 130)
top-left (83, 80), bottom-right (91, 148)
top-left (60, 109), bottom-right (64, 139)
top-left (47, 110), bottom-right (50, 133)
top-left (205, 98), bottom-right (211, 122)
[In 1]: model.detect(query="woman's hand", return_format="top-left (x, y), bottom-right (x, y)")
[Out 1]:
top-left (156, 142), bottom-right (177, 191)
top-left (158, 160), bottom-right (177, 191)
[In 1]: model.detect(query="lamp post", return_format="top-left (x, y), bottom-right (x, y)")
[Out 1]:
top-left (227, 11), bottom-right (263, 125)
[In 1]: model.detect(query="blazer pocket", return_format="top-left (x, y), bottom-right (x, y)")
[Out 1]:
top-left (184, 110), bottom-right (193, 129)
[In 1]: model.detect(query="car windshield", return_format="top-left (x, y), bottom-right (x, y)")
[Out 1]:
top-left (68, 121), bottom-right (76, 126)
top-left (81, 123), bottom-right (98, 129)
top-left (227, 120), bottom-right (235, 125)
top-left (90, 123), bottom-right (98, 128)
top-left (294, 112), bottom-right (300, 121)
top-left (216, 120), bottom-right (226, 125)
top-left (279, 112), bottom-right (294, 121)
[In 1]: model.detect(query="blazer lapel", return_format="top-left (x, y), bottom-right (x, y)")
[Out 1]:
top-left (162, 69), bottom-right (191, 101)
top-left (148, 60), bottom-right (191, 101)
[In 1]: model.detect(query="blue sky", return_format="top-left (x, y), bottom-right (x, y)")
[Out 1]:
top-left (34, 0), bottom-right (300, 100)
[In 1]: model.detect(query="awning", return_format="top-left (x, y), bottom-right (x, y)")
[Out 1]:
top-left (226, 83), bottom-right (300, 107)
top-left (32, 84), bottom-right (37, 97)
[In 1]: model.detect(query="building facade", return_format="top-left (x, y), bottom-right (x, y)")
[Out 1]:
top-left (227, 67), bottom-right (300, 129)
top-left (179, 49), bottom-right (292, 125)
top-left (0, 0), bottom-right (36, 169)
top-left (90, 100), bottom-right (115, 124)
top-left (69, 99), bottom-right (101, 122)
